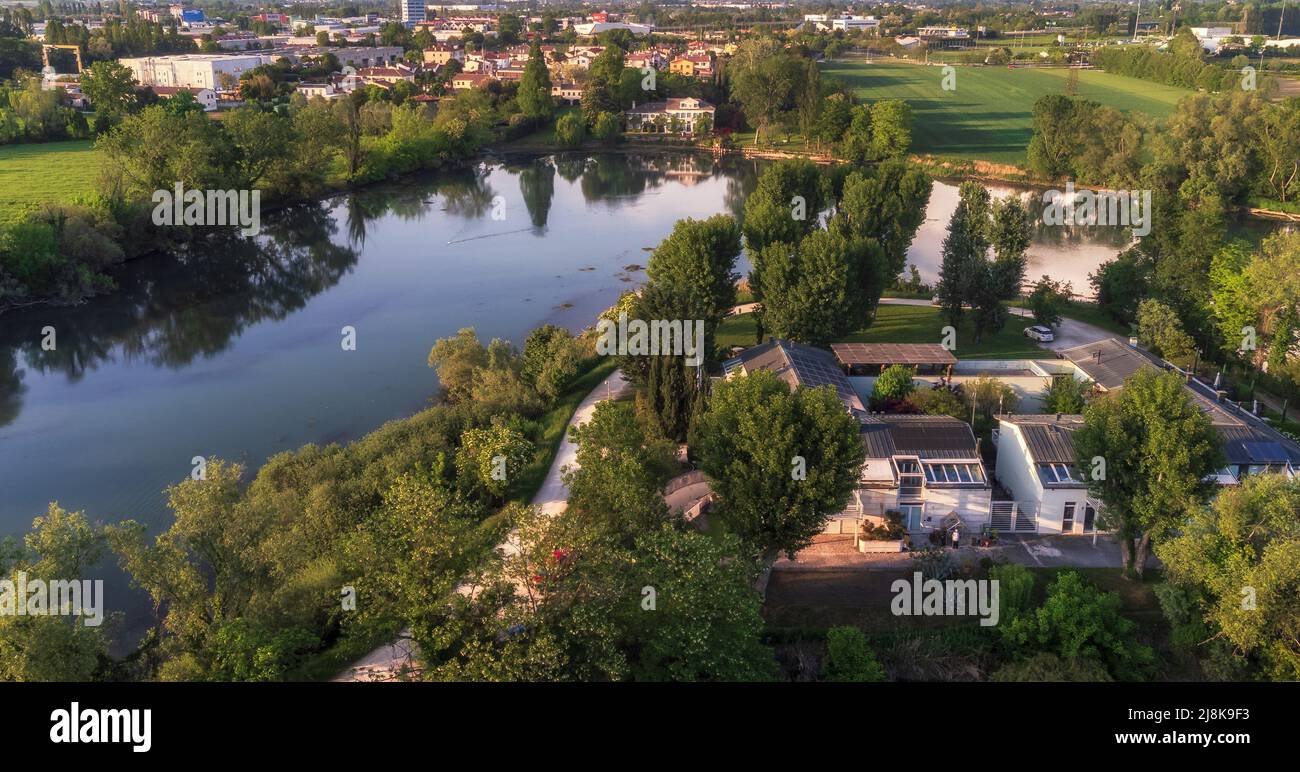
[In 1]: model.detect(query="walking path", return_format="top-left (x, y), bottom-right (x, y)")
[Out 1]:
top-left (332, 369), bottom-right (630, 681)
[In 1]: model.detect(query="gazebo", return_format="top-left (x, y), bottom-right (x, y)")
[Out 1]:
top-left (830, 343), bottom-right (956, 378)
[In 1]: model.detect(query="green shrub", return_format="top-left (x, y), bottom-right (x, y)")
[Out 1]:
top-left (823, 626), bottom-right (886, 682)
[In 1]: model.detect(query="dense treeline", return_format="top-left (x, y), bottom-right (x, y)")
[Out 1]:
top-left (0, 78), bottom-right (494, 311)
top-left (1091, 29), bottom-right (1266, 92)
top-left (1029, 82), bottom-right (1300, 408)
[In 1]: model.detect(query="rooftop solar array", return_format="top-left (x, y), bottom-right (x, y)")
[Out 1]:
top-left (860, 415), bottom-right (980, 459)
top-left (725, 339), bottom-right (865, 412)
top-left (830, 343), bottom-right (957, 367)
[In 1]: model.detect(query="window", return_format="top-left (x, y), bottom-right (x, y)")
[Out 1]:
top-left (922, 462), bottom-right (985, 485)
top-left (1062, 502), bottom-right (1076, 533)
top-left (1038, 463), bottom-right (1081, 486)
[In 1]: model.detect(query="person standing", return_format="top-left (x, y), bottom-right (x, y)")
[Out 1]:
top-left (951, 527), bottom-right (960, 550)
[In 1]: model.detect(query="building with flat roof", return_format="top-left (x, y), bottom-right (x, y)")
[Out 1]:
top-left (120, 52), bottom-right (281, 91)
top-left (399, 0), bottom-right (426, 25)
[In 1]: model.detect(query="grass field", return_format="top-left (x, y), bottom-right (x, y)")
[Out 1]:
top-left (821, 59), bottom-right (1192, 165)
top-left (718, 303), bottom-right (1043, 359)
top-left (0, 140), bottom-right (104, 226)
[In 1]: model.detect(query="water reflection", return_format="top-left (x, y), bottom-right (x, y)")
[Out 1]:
top-left (0, 205), bottom-right (359, 396)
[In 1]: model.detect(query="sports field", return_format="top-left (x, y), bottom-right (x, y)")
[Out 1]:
top-left (0, 140), bottom-right (104, 226)
top-left (821, 59), bottom-right (1192, 165)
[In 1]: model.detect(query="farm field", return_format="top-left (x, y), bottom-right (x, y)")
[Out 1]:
top-left (821, 58), bottom-right (1192, 164)
top-left (0, 140), bottom-right (104, 226)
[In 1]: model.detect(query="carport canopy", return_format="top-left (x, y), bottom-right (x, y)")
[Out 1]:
top-left (831, 343), bottom-right (956, 376)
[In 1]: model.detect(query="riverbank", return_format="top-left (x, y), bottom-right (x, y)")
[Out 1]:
top-left (332, 364), bottom-right (632, 681)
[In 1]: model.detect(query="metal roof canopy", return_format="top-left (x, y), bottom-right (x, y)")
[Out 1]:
top-left (831, 343), bottom-right (957, 367)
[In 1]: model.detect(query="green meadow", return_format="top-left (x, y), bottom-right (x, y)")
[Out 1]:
top-left (821, 59), bottom-right (1191, 165)
top-left (0, 140), bottom-right (104, 226)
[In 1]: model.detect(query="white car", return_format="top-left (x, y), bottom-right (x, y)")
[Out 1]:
top-left (1023, 325), bottom-right (1055, 342)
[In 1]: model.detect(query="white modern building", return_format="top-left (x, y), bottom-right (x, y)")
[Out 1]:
top-left (120, 53), bottom-right (280, 91)
top-left (832, 16), bottom-right (879, 32)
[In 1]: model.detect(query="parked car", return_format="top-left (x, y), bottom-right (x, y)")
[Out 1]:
top-left (1023, 325), bottom-right (1055, 342)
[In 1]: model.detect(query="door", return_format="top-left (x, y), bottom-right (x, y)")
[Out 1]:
top-left (900, 504), bottom-right (922, 531)
top-left (1062, 502), bottom-right (1076, 534)
top-left (1083, 504), bottom-right (1096, 533)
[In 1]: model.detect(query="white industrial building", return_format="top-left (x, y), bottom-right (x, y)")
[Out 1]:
top-left (119, 53), bottom-right (281, 91)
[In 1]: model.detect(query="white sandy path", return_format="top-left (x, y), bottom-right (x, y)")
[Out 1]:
top-left (332, 369), bottom-right (630, 681)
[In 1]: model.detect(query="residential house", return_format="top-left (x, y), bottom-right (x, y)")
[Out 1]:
top-left (993, 414), bottom-right (1099, 534)
top-left (296, 80), bottom-right (347, 100)
top-left (551, 82), bottom-right (582, 104)
top-left (149, 85), bottom-right (218, 110)
top-left (669, 53), bottom-right (713, 79)
top-left (356, 64), bottom-right (416, 86)
top-left (994, 338), bottom-right (1300, 533)
top-left (625, 97), bottom-right (715, 134)
top-left (721, 339), bottom-right (992, 537)
top-left (450, 72), bottom-right (495, 91)
top-left (422, 44), bottom-right (464, 66)
top-left (845, 415), bottom-right (993, 536)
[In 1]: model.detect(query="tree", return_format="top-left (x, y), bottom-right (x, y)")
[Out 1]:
top-left (517, 39), bottom-right (554, 121)
top-left (728, 38), bottom-right (802, 146)
top-left (222, 107), bottom-right (295, 190)
top-left (421, 507), bottom-right (777, 681)
top-left (353, 472), bottom-right (485, 644)
top-left (754, 229), bottom-right (881, 346)
top-left (644, 214), bottom-right (741, 332)
top-left (935, 191), bottom-right (984, 330)
top-left (872, 364), bottom-right (916, 403)
top-left (868, 99), bottom-right (911, 160)
top-left (832, 160), bottom-right (933, 279)
top-left (1090, 248), bottom-right (1152, 325)
top-left (1156, 475), bottom-right (1300, 681)
top-left (331, 96), bottom-right (365, 180)
top-left (1136, 298), bottom-right (1196, 366)
top-left (823, 626), bottom-right (886, 681)
top-left (592, 111), bottom-right (621, 144)
top-left (741, 159), bottom-right (825, 258)
top-left (80, 59), bottom-right (137, 119)
top-left (95, 104), bottom-right (229, 198)
top-left (621, 525), bottom-right (778, 681)
top-left (690, 369), bottom-right (866, 560)
top-left (564, 401), bottom-right (677, 541)
top-left (1002, 570), bottom-right (1155, 681)
top-left (1072, 369), bottom-right (1223, 579)
top-left (1027, 276), bottom-right (1070, 329)
top-left (521, 324), bottom-right (582, 403)
top-left (0, 504), bottom-right (112, 682)
top-left (455, 420), bottom-right (534, 502)
top-left (1040, 375), bottom-right (1088, 414)
top-left (555, 110), bottom-right (585, 148)
top-left (427, 327), bottom-right (490, 403)
top-left (1027, 94), bottom-right (1081, 178)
